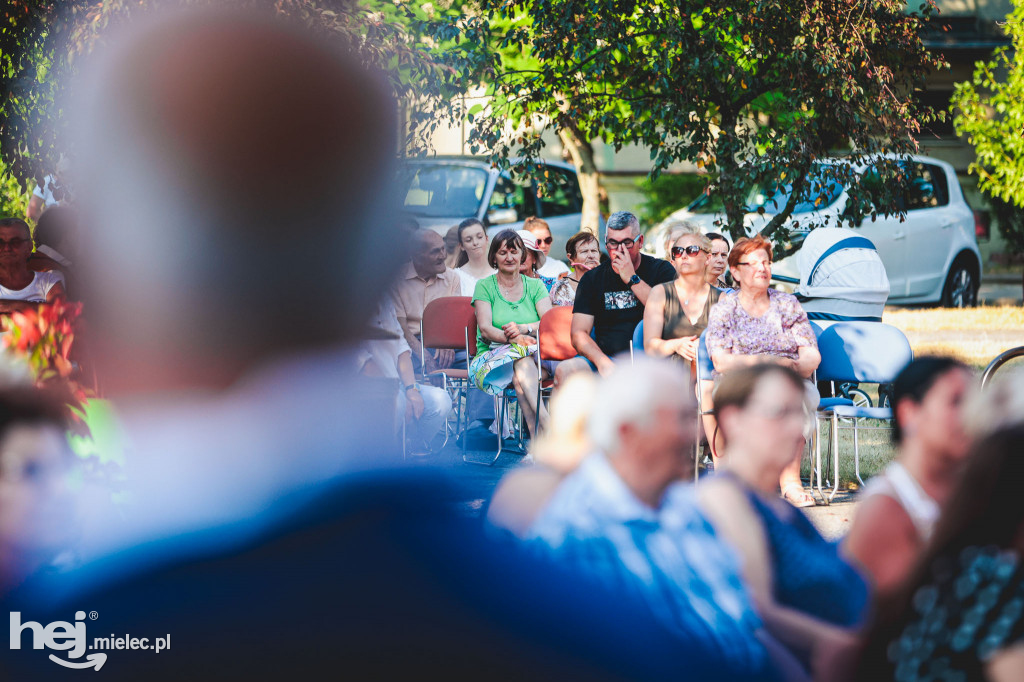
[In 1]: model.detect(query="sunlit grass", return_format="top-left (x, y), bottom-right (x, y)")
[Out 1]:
top-left (883, 305), bottom-right (1024, 332)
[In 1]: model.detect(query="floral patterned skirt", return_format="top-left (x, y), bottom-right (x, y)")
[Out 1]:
top-left (469, 342), bottom-right (536, 396)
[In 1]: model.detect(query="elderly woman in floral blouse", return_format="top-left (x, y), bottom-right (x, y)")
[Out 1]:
top-left (704, 235), bottom-right (820, 507)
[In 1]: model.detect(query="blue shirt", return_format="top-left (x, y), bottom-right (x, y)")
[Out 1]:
top-left (526, 453), bottom-right (773, 678)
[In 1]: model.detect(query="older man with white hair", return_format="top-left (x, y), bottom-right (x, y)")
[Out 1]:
top-left (526, 357), bottom-right (788, 680)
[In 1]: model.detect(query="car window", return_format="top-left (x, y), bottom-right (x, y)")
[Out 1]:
top-left (402, 164), bottom-right (488, 217)
top-left (905, 163), bottom-right (949, 210)
top-left (489, 175), bottom-right (536, 221)
top-left (537, 168), bottom-right (582, 217)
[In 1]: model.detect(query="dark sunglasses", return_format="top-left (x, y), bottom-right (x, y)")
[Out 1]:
top-left (535, 236), bottom-right (553, 245)
top-left (671, 245), bottom-right (708, 258)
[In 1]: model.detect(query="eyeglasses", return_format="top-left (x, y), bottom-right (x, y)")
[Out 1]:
top-left (606, 236), bottom-right (640, 250)
top-left (736, 260), bottom-right (771, 269)
top-left (536, 236), bottom-right (553, 245)
top-left (747, 402), bottom-right (806, 422)
top-left (0, 238), bottom-right (29, 250)
top-left (670, 245), bottom-right (708, 258)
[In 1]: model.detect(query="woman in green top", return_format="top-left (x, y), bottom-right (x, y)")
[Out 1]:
top-left (470, 230), bottom-right (553, 438)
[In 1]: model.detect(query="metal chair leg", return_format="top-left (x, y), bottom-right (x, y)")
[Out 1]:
top-left (463, 393), bottom-right (503, 466)
top-left (829, 410), bottom-right (841, 502)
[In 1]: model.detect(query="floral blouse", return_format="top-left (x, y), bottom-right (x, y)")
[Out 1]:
top-left (549, 276), bottom-right (577, 307)
top-left (705, 288), bottom-right (816, 376)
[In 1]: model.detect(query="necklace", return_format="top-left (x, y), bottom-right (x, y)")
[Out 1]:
top-left (497, 274), bottom-right (522, 308)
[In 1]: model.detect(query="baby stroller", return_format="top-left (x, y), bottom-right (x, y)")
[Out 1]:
top-left (795, 227), bottom-right (892, 407)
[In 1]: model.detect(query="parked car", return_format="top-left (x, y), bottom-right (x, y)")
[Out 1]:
top-left (399, 156), bottom-right (597, 262)
top-left (645, 155), bottom-right (982, 307)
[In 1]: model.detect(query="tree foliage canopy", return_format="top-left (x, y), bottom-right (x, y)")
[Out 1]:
top-left (952, 0), bottom-right (1024, 256)
top-left (433, 0), bottom-right (945, 241)
top-left (0, 0), bottom-right (458, 192)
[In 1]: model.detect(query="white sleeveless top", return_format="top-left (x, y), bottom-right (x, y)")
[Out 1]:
top-left (862, 461), bottom-right (940, 541)
top-left (0, 270), bottom-right (64, 301)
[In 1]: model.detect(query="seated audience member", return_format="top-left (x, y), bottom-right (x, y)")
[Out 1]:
top-left (0, 218), bottom-right (66, 315)
top-left (559, 211), bottom-right (676, 377)
top-left (28, 205), bottom-right (78, 281)
top-left (0, 388), bottom-right (76, 596)
top-left (644, 231), bottom-right (721, 366)
top-left (549, 231), bottom-right (601, 307)
top-left (469, 230), bottom-right (552, 440)
top-left (358, 299), bottom-right (452, 456)
top-left (706, 232), bottom-right (732, 289)
top-left (843, 357), bottom-right (974, 602)
top-left (525, 358), bottom-right (795, 680)
top-left (443, 224), bottom-right (461, 269)
top-left (26, 155), bottom-right (73, 223)
top-left (704, 235), bottom-right (819, 506)
top-left (391, 229), bottom-right (461, 374)
top-left (454, 218), bottom-right (495, 296)
top-left (695, 364), bottom-right (869, 676)
top-left (486, 372), bottom-right (597, 538)
top-left (517, 229), bottom-right (556, 292)
top-left (854, 423), bottom-right (1024, 682)
top-left (524, 217), bottom-right (570, 279)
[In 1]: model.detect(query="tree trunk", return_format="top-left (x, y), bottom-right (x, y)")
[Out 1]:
top-left (558, 124), bottom-right (602, 235)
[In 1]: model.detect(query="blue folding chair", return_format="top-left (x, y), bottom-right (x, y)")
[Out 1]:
top-left (693, 332), bottom-right (716, 482)
top-left (630, 320), bottom-right (644, 361)
top-left (814, 322), bottom-right (913, 502)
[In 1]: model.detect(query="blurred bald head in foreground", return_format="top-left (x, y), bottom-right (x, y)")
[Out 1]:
top-left (73, 8), bottom-right (399, 395)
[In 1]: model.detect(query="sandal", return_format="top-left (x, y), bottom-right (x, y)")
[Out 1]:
top-left (781, 484), bottom-right (815, 508)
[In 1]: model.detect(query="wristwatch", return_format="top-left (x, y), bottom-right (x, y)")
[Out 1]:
top-left (628, 274), bottom-right (641, 286)
top-left (404, 384), bottom-right (418, 392)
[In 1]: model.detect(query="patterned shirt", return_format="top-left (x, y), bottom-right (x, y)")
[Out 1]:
top-left (705, 288), bottom-right (816, 376)
top-left (526, 453), bottom-right (772, 678)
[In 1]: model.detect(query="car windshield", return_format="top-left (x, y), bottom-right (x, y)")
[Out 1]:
top-left (687, 166), bottom-right (844, 216)
top-left (401, 164), bottom-right (488, 217)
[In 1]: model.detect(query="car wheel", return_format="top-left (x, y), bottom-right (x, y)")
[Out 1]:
top-left (942, 263), bottom-right (978, 308)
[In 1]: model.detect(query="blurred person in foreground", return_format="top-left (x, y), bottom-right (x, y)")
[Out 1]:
top-left (28, 205), bottom-right (79, 285)
top-left (0, 217), bottom-right (66, 314)
top-left (487, 372), bottom-right (597, 537)
top-left (853, 423), bottom-right (1024, 682)
top-left (0, 389), bottom-right (76, 597)
top-left (843, 357), bottom-right (975, 605)
top-left (525, 357), bottom-right (799, 681)
top-left (693, 364), bottom-right (869, 678)
top-left (704, 235), bottom-right (820, 505)
top-left (524, 216), bottom-right (570, 279)
top-left (1, 10), bottom-right (701, 680)
top-left (548, 230), bottom-right (601, 307)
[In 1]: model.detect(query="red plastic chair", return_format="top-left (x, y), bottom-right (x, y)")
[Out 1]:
top-left (533, 306), bottom-right (578, 435)
top-left (420, 296), bottom-right (477, 450)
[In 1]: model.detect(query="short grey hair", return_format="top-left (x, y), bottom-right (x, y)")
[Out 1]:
top-left (587, 356), bottom-right (692, 455)
top-left (605, 211), bottom-right (640, 237)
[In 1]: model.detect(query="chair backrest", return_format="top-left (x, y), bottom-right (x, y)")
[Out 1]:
top-left (816, 322), bottom-right (913, 384)
top-left (421, 296), bottom-right (477, 351)
top-left (632, 320), bottom-right (645, 355)
top-left (538, 306), bottom-right (577, 361)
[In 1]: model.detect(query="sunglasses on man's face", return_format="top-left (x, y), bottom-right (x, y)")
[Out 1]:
top-left (671, 244), bottom-right (708, 258)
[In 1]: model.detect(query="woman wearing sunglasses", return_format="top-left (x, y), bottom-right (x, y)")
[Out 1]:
top-left (524, 217), bottom-right (570, 279)
top-left (643, 232), bottom-right (721, 365)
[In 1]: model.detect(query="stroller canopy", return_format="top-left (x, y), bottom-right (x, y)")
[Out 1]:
top-left (796, 227), bottom-right (890, 322)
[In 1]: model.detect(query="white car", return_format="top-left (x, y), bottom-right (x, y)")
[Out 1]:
top-left (646, 155), bottom-right (982, 307)
top-left (399, 157), bottom-right (597, 262)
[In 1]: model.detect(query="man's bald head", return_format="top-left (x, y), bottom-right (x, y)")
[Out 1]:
top-left (411, 230), bottom-right (447, 278)
top-left (72, 8), bottom-right (399, 394)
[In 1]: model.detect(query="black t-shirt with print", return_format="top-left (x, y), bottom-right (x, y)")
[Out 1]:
top-left (573, 253), bottom-right (677, 357)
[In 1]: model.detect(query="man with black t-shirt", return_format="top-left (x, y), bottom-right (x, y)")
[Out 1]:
top-left (560, 212), bottom-right (676, 377)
